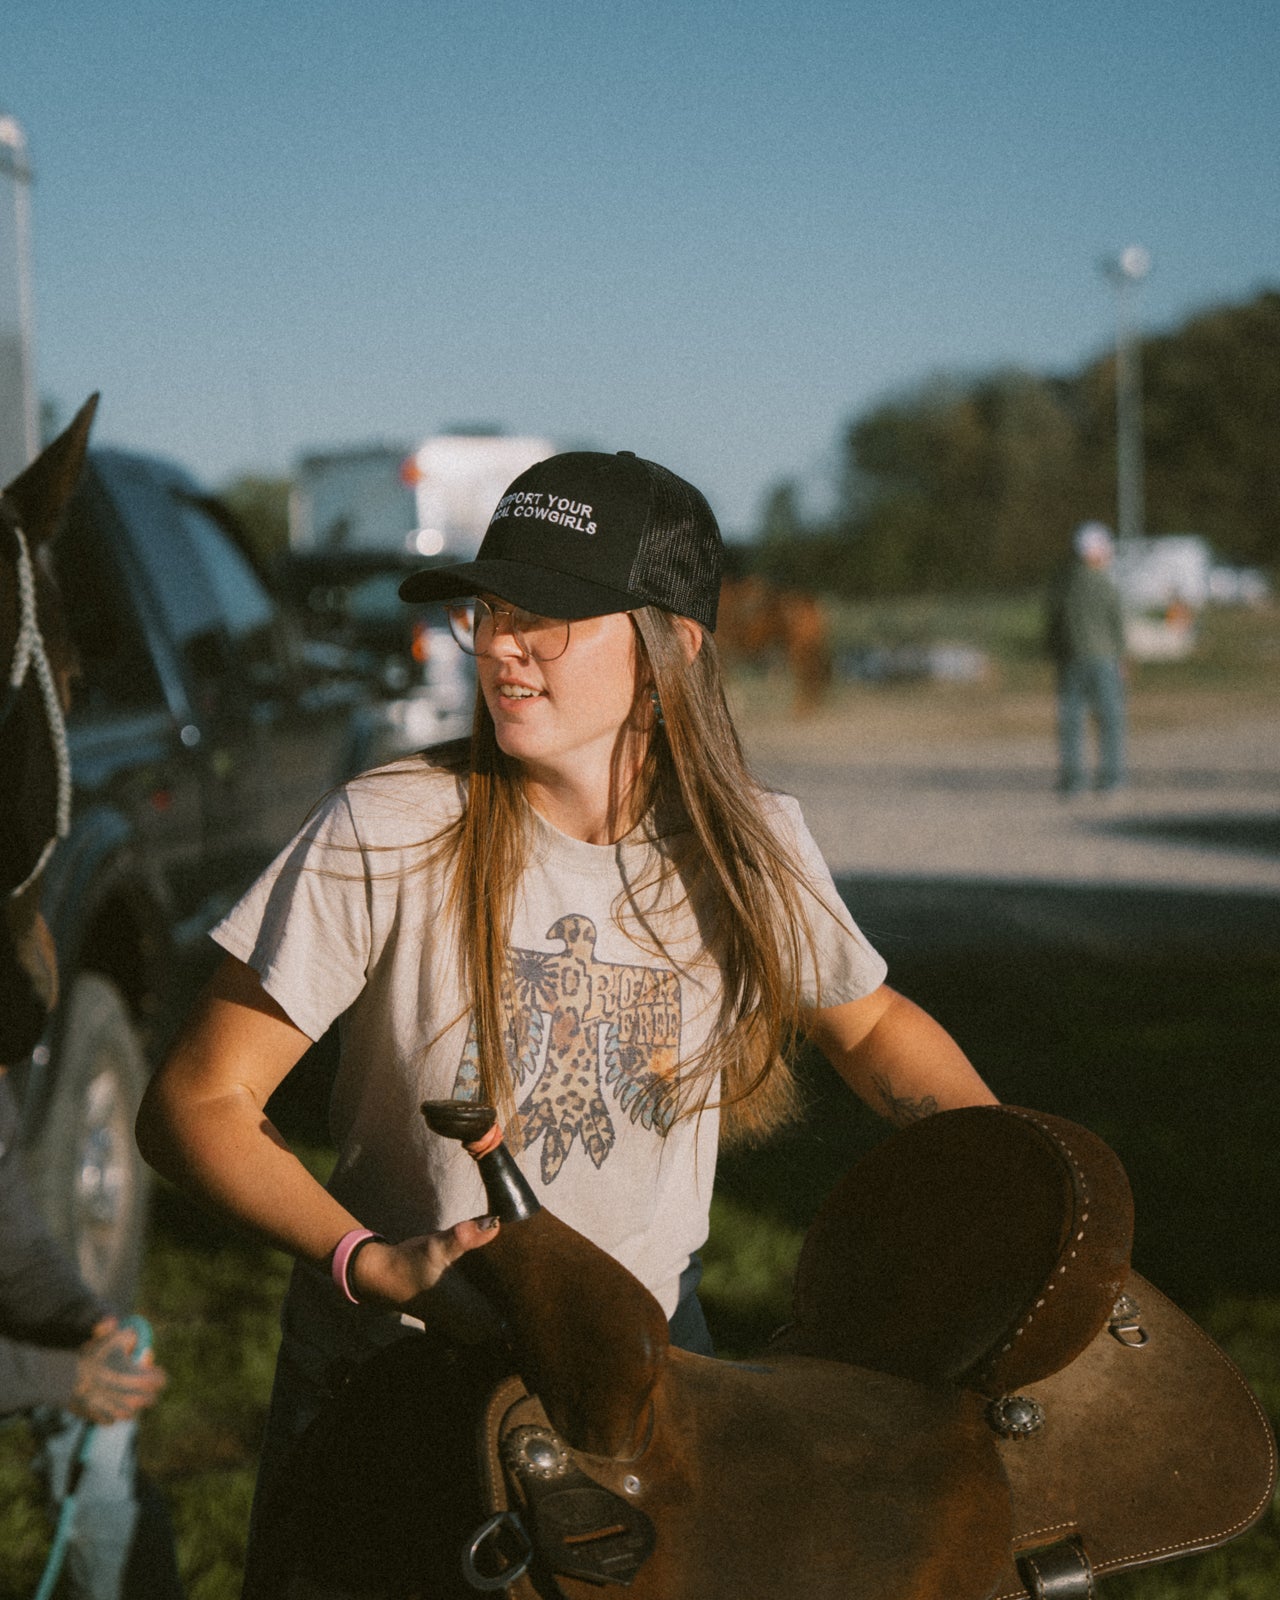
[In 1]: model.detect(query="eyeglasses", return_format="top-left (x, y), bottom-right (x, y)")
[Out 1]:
top-left (446, 598), bottom-right (572, 662)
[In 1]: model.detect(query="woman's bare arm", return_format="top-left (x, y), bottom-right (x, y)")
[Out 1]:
top-left (136, 954), bottom-right (495, 1315)
top-left (806, 984), bottom-right (998, 1126)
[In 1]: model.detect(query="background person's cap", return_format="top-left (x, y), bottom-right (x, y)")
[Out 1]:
top-left (1074, 521), bottom-right (1115, 561)
top-left (398, 450), bottom-right (724, 630)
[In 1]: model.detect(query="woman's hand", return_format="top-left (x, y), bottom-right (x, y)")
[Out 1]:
top-left (348, 1219), bottom-right (504, 1340)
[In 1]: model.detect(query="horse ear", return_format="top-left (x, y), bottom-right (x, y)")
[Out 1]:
top-left (3, 393), bottom-right (99, 549)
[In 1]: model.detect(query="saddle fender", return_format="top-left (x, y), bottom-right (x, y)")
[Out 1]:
top-left (480, 1354), bottom-right (1012, 1600)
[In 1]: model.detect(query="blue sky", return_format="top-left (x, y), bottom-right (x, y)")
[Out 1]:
top-left (6, 0), bottom-right (1278, 534)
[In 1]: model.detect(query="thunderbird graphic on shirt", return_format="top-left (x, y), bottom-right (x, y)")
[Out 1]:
top-left (451, 914), bottom-right (682, 1182)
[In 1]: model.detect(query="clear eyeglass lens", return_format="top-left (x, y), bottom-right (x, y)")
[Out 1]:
top-left (446, 603), bottom-right (479, 654)
top-left (446, 600), bottom-right (570, 661)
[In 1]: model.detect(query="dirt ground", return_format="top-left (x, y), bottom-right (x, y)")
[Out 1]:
top-left (732, 678), bottom-right (1280, 893)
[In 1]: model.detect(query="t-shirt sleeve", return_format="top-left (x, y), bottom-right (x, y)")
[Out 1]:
top-left (767, 792), bottom-right (888, 1009)
top-left (211, 789), bottom-right (376, 1042)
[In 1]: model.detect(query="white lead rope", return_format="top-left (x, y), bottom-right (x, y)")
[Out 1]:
top-left (6, 522), bottom-right (72, 899)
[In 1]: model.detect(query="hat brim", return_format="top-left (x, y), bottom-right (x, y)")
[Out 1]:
top-left (398, 559), bottom-right (642, 621)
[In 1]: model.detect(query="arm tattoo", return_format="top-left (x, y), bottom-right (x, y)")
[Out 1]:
top-left (872, 1072), bottom-right (939, 1127)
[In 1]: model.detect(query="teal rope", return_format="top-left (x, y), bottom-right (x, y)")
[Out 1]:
top-left (33, 1315), bottom-right (152, 1600)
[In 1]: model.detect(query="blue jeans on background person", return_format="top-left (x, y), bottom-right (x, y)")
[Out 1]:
top-left (1056, 657), bottom-right (1127, 793)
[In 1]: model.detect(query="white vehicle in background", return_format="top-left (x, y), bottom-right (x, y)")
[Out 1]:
top-left (1113, 534), bottom-right (1272, 660)
top-left (400, 429), bottom-right (554, 559)
top-left (284, 429), bottom-right (556, 756)
top-left (288, 429), bottom-right (555, 561)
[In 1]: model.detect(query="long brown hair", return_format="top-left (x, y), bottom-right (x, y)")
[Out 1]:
top-left (444, 606), bottom-right (828, 1146)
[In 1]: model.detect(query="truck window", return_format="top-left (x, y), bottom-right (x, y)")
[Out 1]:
top-left (173, 496), bottom-right (284, 692)
top-left (174, 497), bottom-right (274, 640)
top-left (94, 456), bottom-right (283, 704)
top-left (52, 491), bottom-right (165, 717)
top-left (95, 458), bottom-right (224, 649)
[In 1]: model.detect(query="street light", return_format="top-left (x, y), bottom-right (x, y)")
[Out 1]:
top-left (1100, 245), bottom-right (1151, 547)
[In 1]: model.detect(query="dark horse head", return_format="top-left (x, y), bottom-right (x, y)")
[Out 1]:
top-left (0, 395), bottom-right (98, 1064)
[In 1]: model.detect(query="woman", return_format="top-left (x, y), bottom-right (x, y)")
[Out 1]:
top-left (136, 449), bottom-right (996, 1593)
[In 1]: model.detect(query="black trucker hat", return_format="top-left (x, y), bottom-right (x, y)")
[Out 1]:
top-left (398, 450), bottom-right (724, 631)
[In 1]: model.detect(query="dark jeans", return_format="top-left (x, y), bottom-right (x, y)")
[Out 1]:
top-left (667, 1251), bottom-right (714, 1357)
top-left (1056, 657), bottom-right (1127, 791)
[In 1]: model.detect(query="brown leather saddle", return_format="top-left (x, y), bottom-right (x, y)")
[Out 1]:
top-left (283, 1104), bottom-right (1274, 1599)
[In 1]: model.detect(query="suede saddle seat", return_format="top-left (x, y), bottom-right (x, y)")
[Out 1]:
top-left (282, 1105), bottom-right (1274, 1600)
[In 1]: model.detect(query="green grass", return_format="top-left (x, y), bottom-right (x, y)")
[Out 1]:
top-left (0, 1429), bottom-right (47, 1598)
top-left (700, 1195), bottom-right (803, 1347)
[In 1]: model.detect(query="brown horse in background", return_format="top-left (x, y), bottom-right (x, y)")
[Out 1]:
top-left (0, 395), bottom-right (97, 1064)
top-left (716, 575), bottom-right (832, 715)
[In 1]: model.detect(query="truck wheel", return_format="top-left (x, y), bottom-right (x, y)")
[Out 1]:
top-left (30, 972), bottom-right (152, 1309)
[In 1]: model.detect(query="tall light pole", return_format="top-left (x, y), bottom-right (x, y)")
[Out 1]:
top-left (1100, 245), bottom-right (1151, 547)
top-left (0, 112), bottom-right (37, 479)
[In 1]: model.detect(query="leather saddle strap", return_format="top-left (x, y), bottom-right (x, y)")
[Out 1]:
top-left (1016, 1537), bottom-right (1096, 1599)
top-left (501, 1421), bottom-right (654, 1586)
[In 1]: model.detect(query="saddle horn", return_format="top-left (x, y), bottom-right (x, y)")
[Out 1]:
top-left (423, 1100), bottom-right (670, 1459)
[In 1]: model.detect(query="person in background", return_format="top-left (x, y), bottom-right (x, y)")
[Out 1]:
top-left (1045, 521), bottom-right (1129, 795)
top-left (0, 1073), bottom-right (183, 1600)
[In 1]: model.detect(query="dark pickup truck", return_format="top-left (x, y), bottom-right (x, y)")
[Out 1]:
top-left (9, 448), bottom-right (378, 1308)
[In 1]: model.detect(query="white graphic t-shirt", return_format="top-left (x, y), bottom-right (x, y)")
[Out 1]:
top-left (212, 760), bottom-right (887, 1373)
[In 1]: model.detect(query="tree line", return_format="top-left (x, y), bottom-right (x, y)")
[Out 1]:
top-left (750, 288), bottom-right (1280, 597)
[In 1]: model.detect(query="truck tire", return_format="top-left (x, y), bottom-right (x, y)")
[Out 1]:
top-left (29, 972), bottom-right (152, 1309)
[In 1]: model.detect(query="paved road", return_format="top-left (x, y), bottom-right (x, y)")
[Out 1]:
top-left (744, 703), bottom-right (1280, 896)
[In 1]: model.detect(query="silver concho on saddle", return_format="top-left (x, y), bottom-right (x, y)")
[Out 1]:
top-left (423, 1101), bottom-right (1274, 1600)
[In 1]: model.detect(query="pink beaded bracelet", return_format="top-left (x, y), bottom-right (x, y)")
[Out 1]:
top-left (331, 1227), bottom-right (387, 1305)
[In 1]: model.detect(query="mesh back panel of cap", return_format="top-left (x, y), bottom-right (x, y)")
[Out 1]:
top-left (627, 460), bottom-right (723, 630)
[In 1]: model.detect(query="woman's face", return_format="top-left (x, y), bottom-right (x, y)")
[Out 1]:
top-left (475, 598), bottom-right (647, 790)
